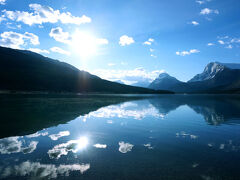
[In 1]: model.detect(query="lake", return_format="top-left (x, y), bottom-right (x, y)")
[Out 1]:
top-left (0, 94), bottom-right (240, 180)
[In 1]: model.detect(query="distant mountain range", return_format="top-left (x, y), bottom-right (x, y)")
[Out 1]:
top-left (0, 46), bottom-right (171, 94)
top-left (131, 81), bottom-right (151, 88)
top-left (148, 62), bottom-right (240, 93)
top-left (1, 46), bottom-right (239, 94)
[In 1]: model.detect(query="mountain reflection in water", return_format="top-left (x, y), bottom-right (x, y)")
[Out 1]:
top-left (0, 94), bottom-right (240, 180)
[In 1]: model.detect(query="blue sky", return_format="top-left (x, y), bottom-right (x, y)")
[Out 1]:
top-left (0, 0), bottom-right (240, 83)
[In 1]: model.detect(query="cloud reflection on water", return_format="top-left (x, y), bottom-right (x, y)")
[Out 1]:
top-left (48, 136), bottom-right (89, 159)
top-left (0, 136), bottom-right (38, 155)
top-left (48, 140), bottom-right (79, 159)
top-left (81, 101), bottom-right (164, 122)
top-left (118, 141), bottom-right (134, 153)
top-left (0, 161), bottom-right (90, 179)
top-left (49, 131), bottom-right (70, 141)
top-left (93, 144), bottom-right (107, 148)
top-left (176, 131), bottom-right (198, 139)
top-left (26, 131), bottom-right (49, 138)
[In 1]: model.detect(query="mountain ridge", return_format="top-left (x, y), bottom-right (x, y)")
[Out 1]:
top-left (148, 62), bottom-right (240, 93)
top-left (0, 46), bottom-right (172, 94)
top-left (189, 62), bottom-right (240, 83)
top-left (148, 72), bottom-right (183, 91)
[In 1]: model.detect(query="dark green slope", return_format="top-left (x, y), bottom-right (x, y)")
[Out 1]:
top-left (0, 46), bottom-right (171, 94)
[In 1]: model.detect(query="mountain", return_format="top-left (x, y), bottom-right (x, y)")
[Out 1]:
top-left (0, 46), bottom-right (172, 94)
top-left (189, 62), bottom-right (240, 82)
top-left (148, 73), bottom-right (183, 91)
top-left (131, 81), bottom-right (151, 88)
top-left (148, 62), bottom-right (240, 93)
top-left (173, 62), bottom-right (240, 93)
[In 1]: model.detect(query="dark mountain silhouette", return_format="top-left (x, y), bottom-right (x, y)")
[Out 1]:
top-left (0, 46), bottom-right (172, 94)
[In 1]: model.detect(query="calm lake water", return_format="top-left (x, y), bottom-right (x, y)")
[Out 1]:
top-left (0, 94), bottom-right (240, 180)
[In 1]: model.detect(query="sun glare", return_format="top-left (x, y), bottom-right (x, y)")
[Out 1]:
top-left (76, 136), bottom-right (89, 150)
top-left (71, 30), bottom-right (97, 58)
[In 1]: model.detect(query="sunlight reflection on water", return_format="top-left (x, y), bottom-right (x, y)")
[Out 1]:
top-left (0, 95), bottom-right (240, 179)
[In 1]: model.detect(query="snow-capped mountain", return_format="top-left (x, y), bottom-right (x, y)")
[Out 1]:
top-left (189, 62), bottom-right (240, 82)
top-left (149, 62), bottom-right (240, 93)
top-left (148, 73), bottom-right (183, 90)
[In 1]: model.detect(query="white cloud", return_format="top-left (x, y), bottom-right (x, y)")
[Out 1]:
top-left (150, 48), bottom-right (154, 52)
top-left (0, 136), bottom-right (38, 154)
top-left (49, 131), bottom-right (70, 141)
top-left (191, 21), bottom-right (199, 26)
top-left (148, 38), bottom-right (154, 42)
top-left (176, 49), bottom-right (200, 56)
top-left (207, 43), bottom-right (214, 46)
top-left (0, 161), bottom-right (90, 179)
top-left (143, 41), bottom-right (151, 45)
top-left (91, 68), bottom-right (165, 85)
top-left (196, 0), bottom-right (204, 4)
top-left (213, 36), bottom-right (240, 49)
top-left (108, 63), bottom-right (115, 66)
top-left (3, 4), bottom-right (91, 26)
top-left (96, 38), bottom-right (109, 45)
top-left (143, 38), bottom-right (154, 45)
top-left (196, 0), bottom-right (211, 5)
top-left (0, 16), bottom-right (6, 22)
top-left (119, 141), bottom-right (134, 153)
top-left (50, 46), bottom-right (70, 55)
top-left (231, 38), bottom-right (240, 43)
top-left (49, 27), bottom-right (71, 44)
top-left (200, 8), bottom-right (219, 15)
top-left (59, 13), bottom-right (91, 25)
top-left (28, 48), bottom-right (49, 54)
top-left (218, 40), bottom-right (225, 45)
top-left (0, 31), bottom-right (39, 49)
top-left (121, 62), bottom-right (128, 65)
top-left (218, 36), bottom-right (229, 39)
top-left (49, 27), bottom-right (108, 52)
top-left (93, 144), bottom-right (107, 148)
top-left (119, 35), bottom-right (134, 46)
top-left (0, 0), bottom-right (6, 5)
top-left (24, 32), bottom-right (39, 45)
top-left (190, 49), bottom-right (200, 53)
top-left (150, 54), bottom-right (157, 58)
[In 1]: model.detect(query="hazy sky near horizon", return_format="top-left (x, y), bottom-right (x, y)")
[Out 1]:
top-left (0, 0), bottom-right (240, 83)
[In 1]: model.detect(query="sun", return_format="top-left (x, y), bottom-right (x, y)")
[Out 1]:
top-left (76, 136), bottom-right (89, 150)
top-left (71, 30), bottom-right (97, 58)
